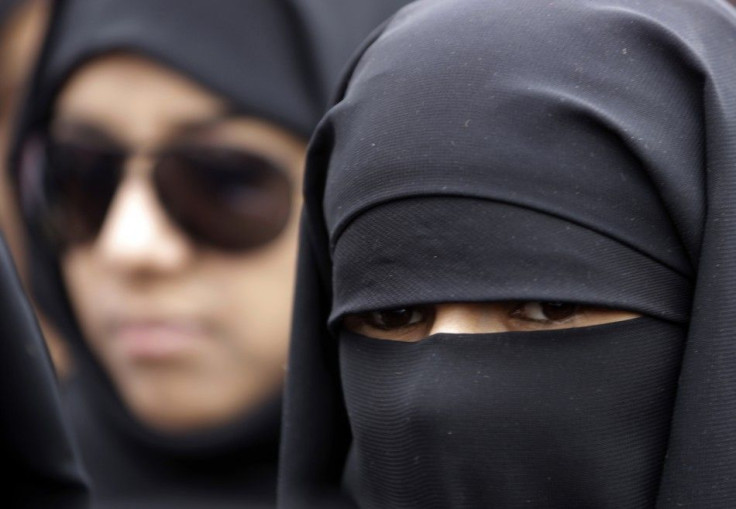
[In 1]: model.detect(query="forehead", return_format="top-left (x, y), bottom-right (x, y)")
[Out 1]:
top-left (53, 52), bottom-right (227, 147)
top-left (50, 53), bottom-right (308, 177)
top-left (51, 52), bottom-right (306, 157)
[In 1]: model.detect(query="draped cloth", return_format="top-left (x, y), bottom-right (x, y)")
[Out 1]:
top-left (279, 0), bottom-right (736, 507)
top-left (0, 234), bottom-right (89, 508)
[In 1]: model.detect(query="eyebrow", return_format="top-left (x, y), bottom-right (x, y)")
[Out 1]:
top-left (173, 107), bottom-right (241, 137)
top-left (50, 119), bottom-right (121, 148)
top-left (50, 106), bottom-right (241, 148)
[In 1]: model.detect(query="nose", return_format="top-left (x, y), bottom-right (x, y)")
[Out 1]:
top-left (95, 157), bottom-right (193, 274)
top-left (429, 302), bottom-right (509, 335)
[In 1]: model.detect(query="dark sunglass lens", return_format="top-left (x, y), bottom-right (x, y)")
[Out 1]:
top-left (41, 138), bottom-right (124, 246)
top-left (155, 147), bottom-right (292, 251)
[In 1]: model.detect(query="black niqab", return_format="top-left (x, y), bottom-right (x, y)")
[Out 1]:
top-left (279, 0), bottom-right (736, 507)
top-left (9, 0), bottom-right (411, 507)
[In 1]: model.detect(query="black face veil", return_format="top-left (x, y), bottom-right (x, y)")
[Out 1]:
top-left (279, 0), bottom-right (736, 507)
top-left (8, 0), bottom-right (411, 507)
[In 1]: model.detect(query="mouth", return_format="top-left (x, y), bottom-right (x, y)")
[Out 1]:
top-left (109, 318), bottom-right (211, 362)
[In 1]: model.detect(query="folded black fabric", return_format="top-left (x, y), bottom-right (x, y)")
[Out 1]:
top-left (0, 233), bottom-right (89, 508)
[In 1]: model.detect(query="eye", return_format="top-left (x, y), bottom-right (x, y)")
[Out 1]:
top-left (510, 301), bottom-right (580, 324)
top-left (342, 305), bottom-right (435, 341)
top-left (361, 307), bottom-right (431, 330)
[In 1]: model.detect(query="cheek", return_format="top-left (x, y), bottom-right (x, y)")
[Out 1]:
top-left (60, 246), bottom-right (106, 333)
top-left (205, 209), bottom-right (299, 361)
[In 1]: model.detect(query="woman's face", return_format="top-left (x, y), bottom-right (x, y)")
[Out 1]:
top-left (56, 54), bottom-right (305, 432)
top-left (344, 302), bottom-right (639, 341)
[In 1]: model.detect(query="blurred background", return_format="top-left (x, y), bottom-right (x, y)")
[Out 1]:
top-left (0, 1), bottom-right (411, 507)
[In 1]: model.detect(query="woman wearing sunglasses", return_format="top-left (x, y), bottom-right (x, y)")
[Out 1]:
top-left (279, 0), bottom-right (736, 507)
top-left (9, 0), bottom-right (408, 507)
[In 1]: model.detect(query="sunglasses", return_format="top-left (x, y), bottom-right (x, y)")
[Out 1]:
top-left (19, 133), bottom-right (293, 252)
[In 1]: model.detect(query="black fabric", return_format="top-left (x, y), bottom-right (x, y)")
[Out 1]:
top-left (331, 198), bottom-right (692, 326)
top-left (279, 0), bottom-right (736, 507)
top-left (341, 318), bottom-right (684, 508)
top-left (7, 0), bottom-right (411, 508)
top-left (0, 233), bottom-right (89, 508)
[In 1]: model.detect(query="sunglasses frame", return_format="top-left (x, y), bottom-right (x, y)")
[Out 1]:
top-left (19, 131), bottom-right (295, 253)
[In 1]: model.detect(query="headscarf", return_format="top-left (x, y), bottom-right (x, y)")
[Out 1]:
top-left (9, 0), bottom-right (410, 507)
top-left (0, 233), bottom-right (89, 508)
top-left (279, 0), bottom-right (736, 507)
top-left (0, 0), bottom-right (22, 30)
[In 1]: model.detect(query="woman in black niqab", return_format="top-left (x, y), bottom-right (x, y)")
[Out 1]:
top-left (279, 0), bottom-right (736, 507)
top-left (8, 0), bottom-right (410, 508)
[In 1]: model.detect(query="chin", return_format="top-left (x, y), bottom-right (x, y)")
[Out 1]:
top-left (128, 391), bottom-right (230, 433)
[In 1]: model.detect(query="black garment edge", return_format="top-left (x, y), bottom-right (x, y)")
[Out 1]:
top-left (0, 233), bottom-right (89, 508)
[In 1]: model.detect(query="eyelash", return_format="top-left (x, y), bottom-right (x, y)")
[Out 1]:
top-left (361, 306), bottom-right (433, 331)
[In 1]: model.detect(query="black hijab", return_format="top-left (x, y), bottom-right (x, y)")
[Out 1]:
top-left (0, 233), bottom-right (89, 508)
top-left (9, 0), bottom-right (410, 507)
top-left (0, 0), bottom-right (21, 28)
top-left (279, 0), bottom-right (736, 507)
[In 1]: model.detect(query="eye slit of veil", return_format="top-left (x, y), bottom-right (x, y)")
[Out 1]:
top-left (342, 301), bottom-right (641, 341)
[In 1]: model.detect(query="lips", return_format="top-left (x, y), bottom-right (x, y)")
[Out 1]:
top-left (109, 319), bottom-right (210, 361)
